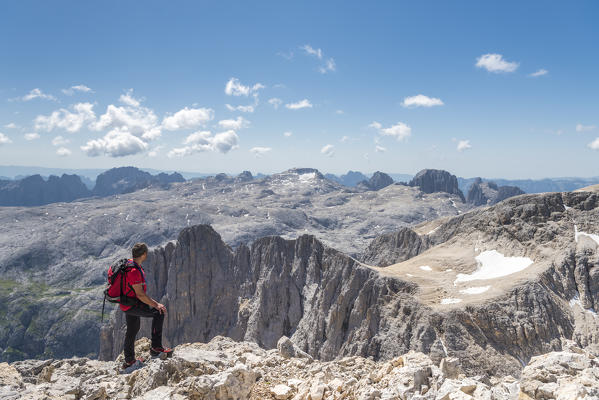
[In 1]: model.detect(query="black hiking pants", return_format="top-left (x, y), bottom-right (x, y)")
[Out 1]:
top-left (123, 303), bottom-right (164, 363)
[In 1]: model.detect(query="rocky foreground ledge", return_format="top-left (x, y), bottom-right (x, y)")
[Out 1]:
top-left (1, 337), bottom-right (598, 400)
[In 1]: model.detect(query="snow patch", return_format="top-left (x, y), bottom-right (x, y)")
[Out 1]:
top-left (459, 286), bottom-right (490, 295)
top-left (564, 204), bottom-right (572, 211)
top-left (454, 250), bottom-right (533, 284)
top-left (441, 298), bottom-right (462, 304)
top-left (569, 293), bottom-right (598, 318)
top-left (427, 226), bottom-right (439, 235)
top-left (419, 265), bottom-right (432, 271)
top-left (299, 172), bottom-right (316, 182)
top-left (406, 273), bottom-right (414, 277)
top-left (574, 225), bottom-right (599, 245)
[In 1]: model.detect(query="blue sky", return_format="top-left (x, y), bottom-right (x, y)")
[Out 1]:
top-left (0, 1), bottom-right (598, 179)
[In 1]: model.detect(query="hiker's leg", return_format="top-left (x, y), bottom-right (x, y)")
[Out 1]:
top-left (150, 308), bottom-right (164, 348)
top-left (124, 314), bottom-right (140, 362)
top-left (125, 304), bottom-right (164, 348)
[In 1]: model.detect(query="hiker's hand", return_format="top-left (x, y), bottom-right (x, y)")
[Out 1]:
top-left (156, 303), bottom-right (167, 314)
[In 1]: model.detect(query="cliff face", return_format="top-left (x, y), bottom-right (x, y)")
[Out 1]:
top-left (92, 167), bottom-right (184, 196)
top-left (409, 169), bottom-right (465, 202)
top-left (466, 177), bottom-right (525, 206)
top-left (0, 174), bottom-right (90, 206)
top-left (101, 190), bottom-right (599, 378)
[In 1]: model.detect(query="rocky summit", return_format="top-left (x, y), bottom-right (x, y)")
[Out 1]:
top-left (1, 336), bottom-right (597, 399)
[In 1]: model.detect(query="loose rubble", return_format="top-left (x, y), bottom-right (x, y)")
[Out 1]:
top-left (1, 336), bottom-right (597, 399)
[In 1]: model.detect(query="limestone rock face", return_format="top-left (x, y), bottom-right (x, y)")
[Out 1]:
top-left (5, 336), bottom-right (598, 400)
top-left (409, 169), bottom-right (466, 201)
top-left (356, 171), bottom-right (394, 191)
top-left (92, 167), bottom-right (184, 196)
top-left (360, 227), bottom-right (430, 267)
top-left (0, 174), bottom-right (90, 206)
top-left (466, 177), bottom-right (525, 206)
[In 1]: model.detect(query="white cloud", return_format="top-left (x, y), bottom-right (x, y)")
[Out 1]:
top-left (268, 98), bottom-right (283, 109)
top-left (224, 78), bottom-right (264, 97)
top-left (286, 99), bottom-right (312, 110)
top-left (457, 139), bottom-right (472, 152)
top-left (52, 135), bottom-right (70, 146)
top-left (91, 102), bottom-right (160, 140)
top-left (576, 123), bottom-right (596, 132)
top-left (4, 123), bottom-right (18, 129)
top-left (277, 51), bottom-right (294, 60)
top-left (370, 121), bottom-right (411, 141)
top-left (588, 138), bottom-right (599, 150)
top-left (375, 145), bottom-right (387, 153)
top-left (250, 147), bottom-right (272, 157)
top-left (402, 94), bottom-right (444, 108)
top-left (169, 130), bottom-right (239, 157)
top-left (283, 131), bottom-right (293, 137)
top-left (321, 144), bottom-right (334, 157)
top-left (225, 104), bottom-right (255, 113)
top-left (35, 102), bottom-right (96, 133)
top-left (148, 146), bottom-right (163, 157)
top-left (62, 84), bottom-right (94, 95)
top-left (301, 44), bottom-right (323, 59)
top-left (119, 89), bottom-right (141, 107)
top-left (21, 88), bottom-right (57, 101)
top-left (0, 133), bottom-right (12, 145)
top-left (529, 69), bottom-right (548, 77)
top-left (319, 58), bottom-right (336, 74)
top-left (56, 147), bottom-right (72, 157)
top-left (336, 110), bottom-right (344, 115)
top-left (162, 107), bottom-right (214, 131)
top-left (475, 54), bottom-right (519, 73)
top-left (24, 133), bottom-right (40, 141)
top-left (81, 127), bottom-right (149, 157)
top-left (218, 116), bottom-right (249, 130)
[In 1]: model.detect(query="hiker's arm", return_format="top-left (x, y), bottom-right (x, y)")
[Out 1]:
top-left (131, 284), bottom-right (166, 313)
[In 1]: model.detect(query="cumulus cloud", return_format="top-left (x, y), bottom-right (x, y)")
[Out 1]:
top-left (588, 138), bottom-right (599, 150)
top-left (162, 107), bottom-right (214, 131)
top-left (457, 140), bottom-right (472, 151)
top-left (119, 89), bottom-right (141, 107)
top-left (225, 78), bottom-right (264, 97)
top-left (375, 145), bottom-right (387, 153)
top-left (56, 147), bottom-right (71, 157)
top-left (91, 101), bottom-right (161, 140)
top-left (52, 135), bottom-right (70, 146)
top-left (24, 133), bottom-right (40, 141)
top-left (225, 104), bottom-right (255, 113)
top-left (268, 98), bottom-right (283, 109)
top-left (250, 147), bottom-right (272, 158)
top-left (302, 44), bottom-right (323, 59)
top-left (576, 123), bottom-right (596, 132)
top-left (35, 103), bottom-right (96, 133)
top-left (81, 127), bottom-right (149, 157)
top-left (283, 131), bottom-right (293, 137)
top-left (168, 130), bottom-right (239, 157)
top-left (4, 123), bottom-right (18, 129)
top-left (148, 146), bottom-right (163, 157)
top-left (529, 69), bottom-right (548, 77)
top-left (319, 58), bottom-right (336, 74)
top-left (321, 144), bottom-right (334, 157)
top-left (286, 99), bottom-right (312, 110)
top-left (62, 85), bottom-right (94, 95)
top-left (0, 133), bottom-right (12, 145)
top-left (21, 88), bottom-right (57, 101)
top-left (218, 116), bottom-right (249, 130)
top-left (369, 121), bottom-right (411, 141)
top-left (402, 94), bottom-right (444, 108)
top-left (476, 54), bottom-right (519, 73)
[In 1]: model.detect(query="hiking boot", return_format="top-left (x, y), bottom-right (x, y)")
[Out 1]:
top-left (150, 346), bottom-right (173, 359)
top-left (120, 358), bottom-right (144, 373)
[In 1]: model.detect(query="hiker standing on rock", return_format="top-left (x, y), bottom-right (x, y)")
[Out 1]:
top-left (118, 243), bottom-right (172, 369)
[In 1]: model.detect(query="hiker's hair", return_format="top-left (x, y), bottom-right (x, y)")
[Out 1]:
top-left (132, 243), bottom-right (148, 258)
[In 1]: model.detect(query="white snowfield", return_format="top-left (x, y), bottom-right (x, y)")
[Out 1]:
top-left (454, 250), bottom-right (534, 284)
top-left (459, 286), bottom-right (491, 295)
top-left (574, 225), bottom-right (599, 245)
top-left (419, 265), bottom-right (432, 271)
top-left (441, 298), bottom-right (462, 304)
